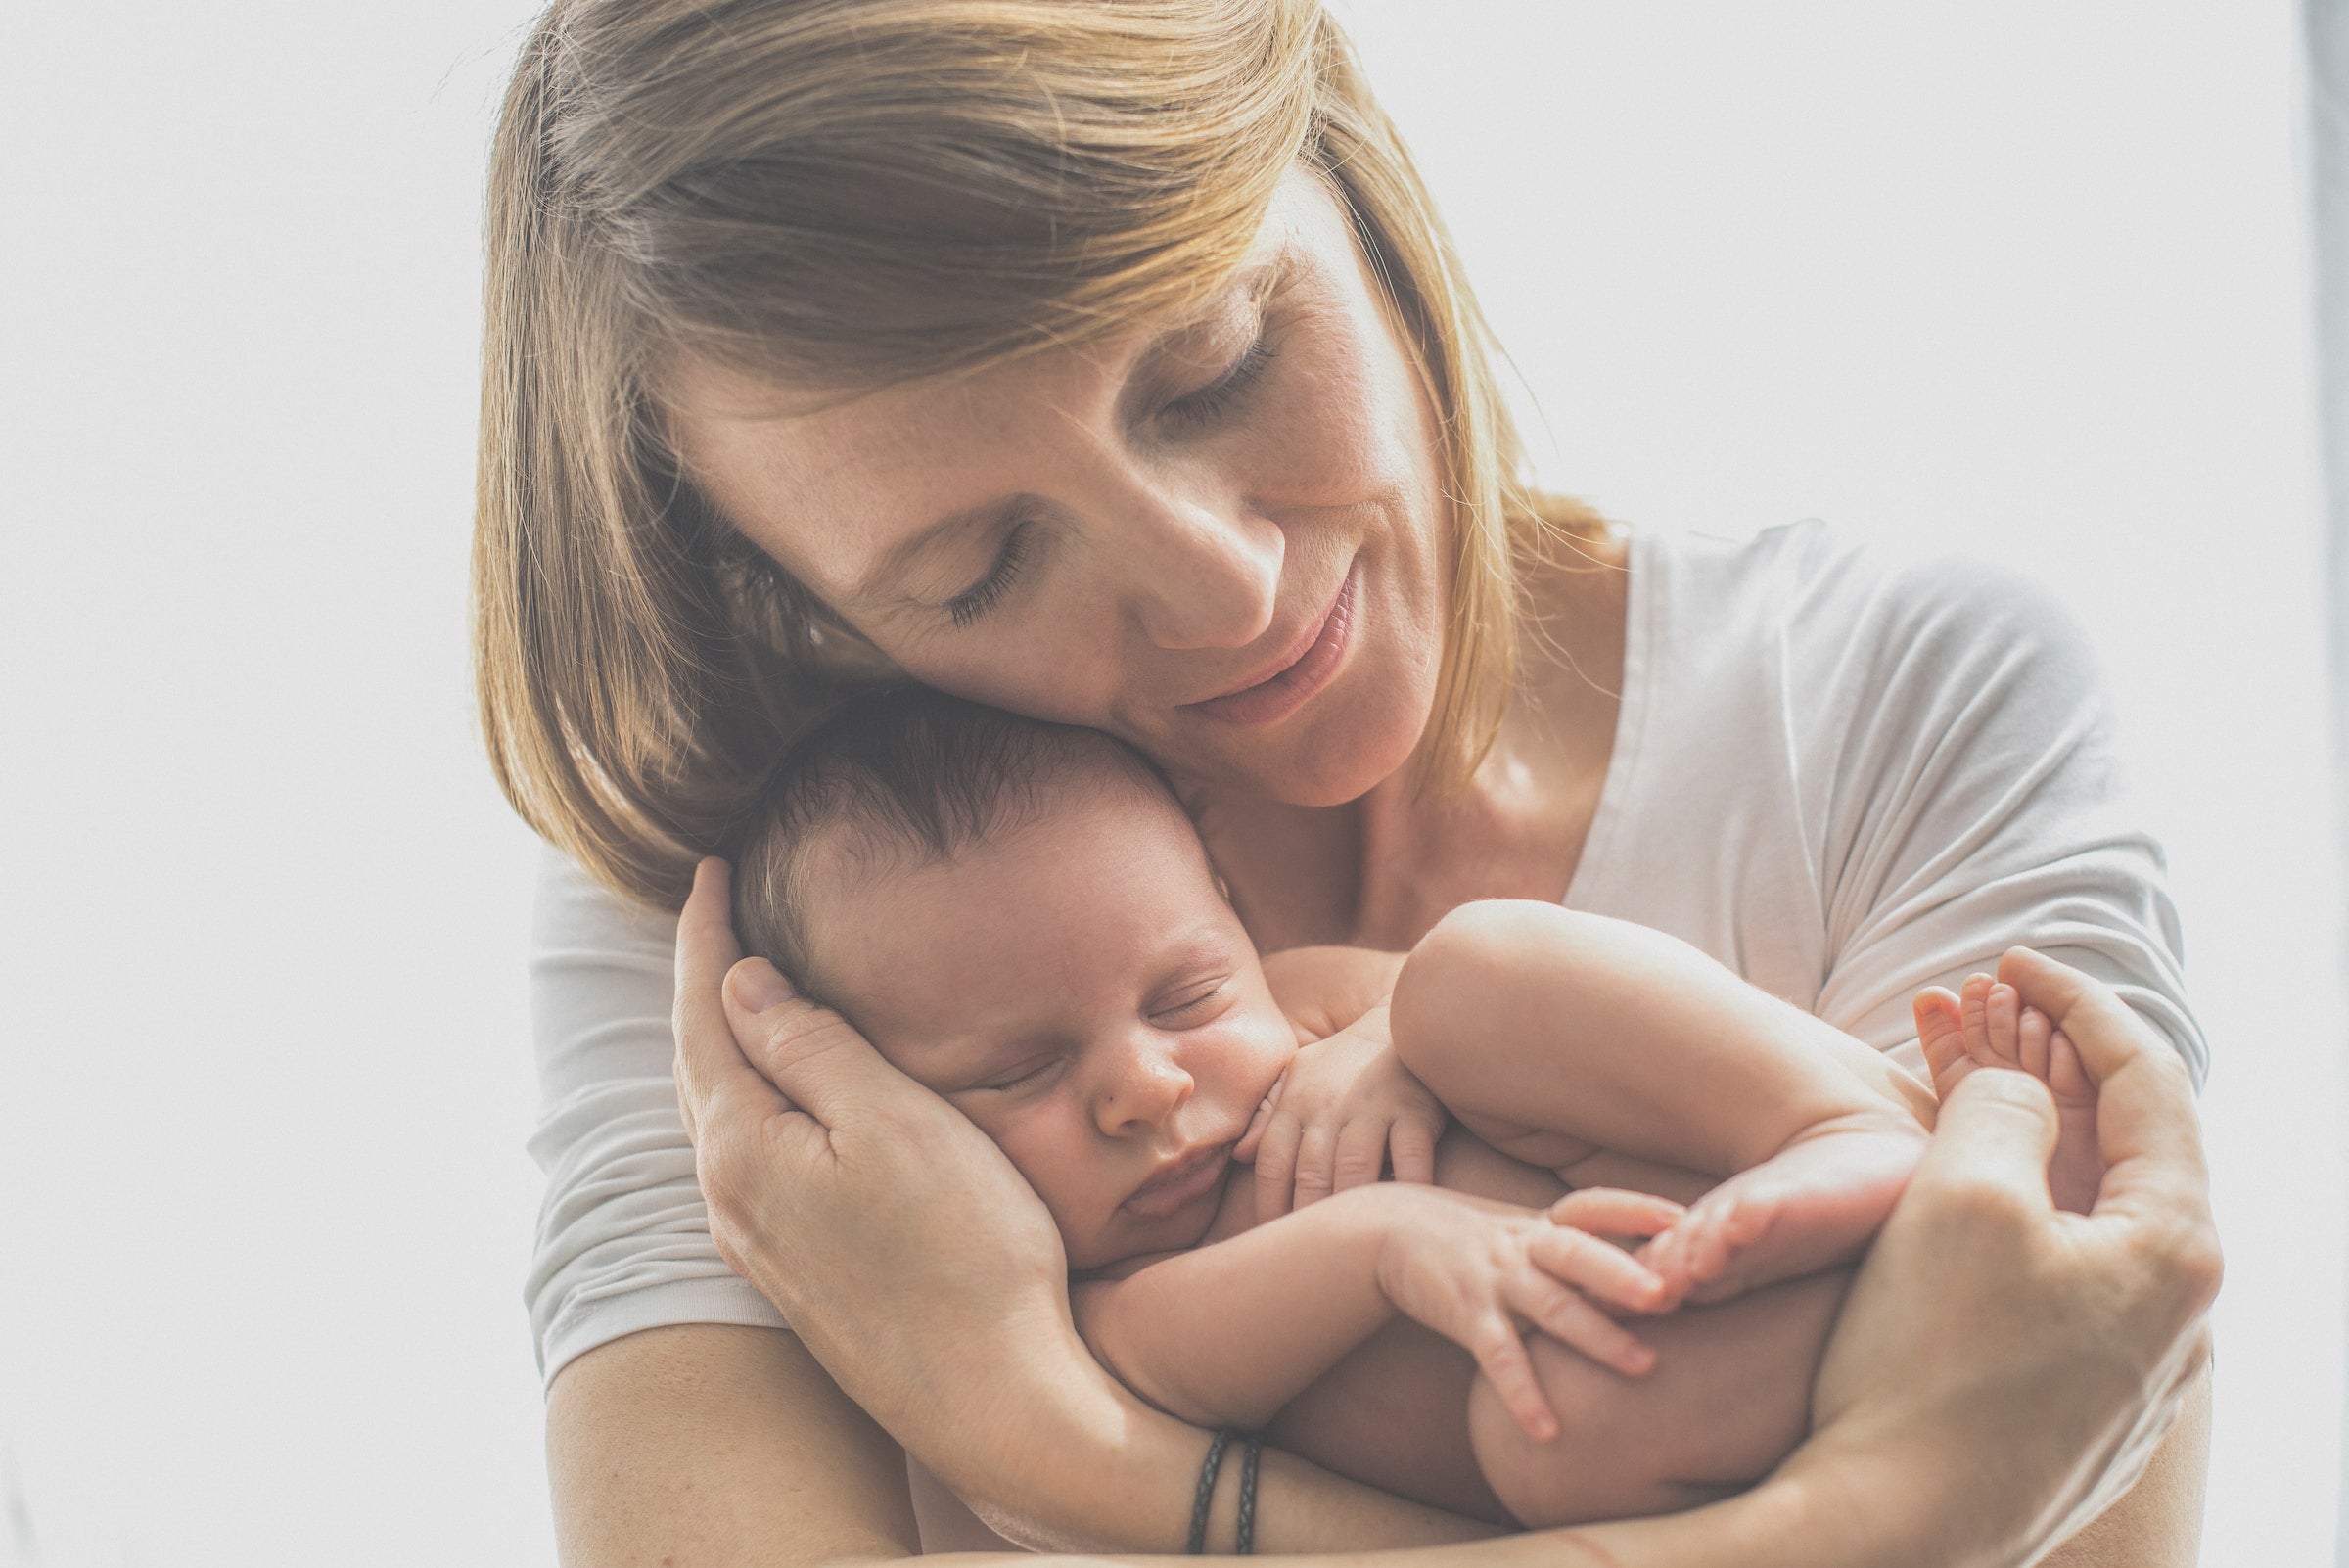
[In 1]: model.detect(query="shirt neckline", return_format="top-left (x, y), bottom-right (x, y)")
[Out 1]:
top-left (1560, 526), bottom-right (1657, 914)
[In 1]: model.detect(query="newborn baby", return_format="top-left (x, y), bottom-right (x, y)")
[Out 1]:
top-left (729, 687), bottom-right (2092, 1526)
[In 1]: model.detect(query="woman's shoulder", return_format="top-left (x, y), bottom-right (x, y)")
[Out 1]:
top-left (1635, 517), bottom-right (2104, 722)
top-left (533, 844), bottom-right (678, 960)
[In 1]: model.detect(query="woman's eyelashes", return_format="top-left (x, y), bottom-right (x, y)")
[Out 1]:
top-left (1161, 328), bottom-right (1279, 433)
top-left (944, 521), bottom-right (1032, 628)
top-left (934, 324), bottom-right (1280, 629)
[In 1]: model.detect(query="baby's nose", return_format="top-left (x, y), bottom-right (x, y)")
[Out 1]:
top-left (1092, 1037), bottom-right (1195, 1134)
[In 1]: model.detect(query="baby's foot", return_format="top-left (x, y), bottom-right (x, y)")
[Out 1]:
top-left (1637, 1112), bottom-right (1925, 1307)
top-left (1914, 974), bottom-right (2103, 1214)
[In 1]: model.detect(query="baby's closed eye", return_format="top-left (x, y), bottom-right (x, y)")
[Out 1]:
top-left (1148, 980), bottom-right (1233, 1028)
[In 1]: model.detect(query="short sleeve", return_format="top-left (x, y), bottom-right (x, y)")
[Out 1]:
top-left (523, 848), bottom-right (787, 1386)
top-left (1801, 549), bottom-right (2207, 1085)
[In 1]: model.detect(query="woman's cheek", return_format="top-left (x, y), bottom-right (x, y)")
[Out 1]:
top-left (898, 626), bottom-right (1123, 730)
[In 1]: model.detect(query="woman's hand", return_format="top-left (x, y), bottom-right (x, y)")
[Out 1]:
top-left (670, 857), bottom-right (1115, 1515)
top-left (1769, 946), bottom-right (2221, 1564)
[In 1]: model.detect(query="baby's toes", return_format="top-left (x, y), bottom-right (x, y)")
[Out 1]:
top-left (1983, 982), bottom-right (2025, 1070)
top-left (2016, 1003), bottom-right (2052, 1082)
top-left (1914, 989), bottom-right (1973, 1099)
top-left (1959, 974), bottom-right (2002, 1067)
top-left (1679, 1197), bottom-right (1749, 1289)
top-left (2047, 1029), bottom-right (2098, 1110)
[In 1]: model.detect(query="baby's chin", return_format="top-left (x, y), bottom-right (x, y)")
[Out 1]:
top-left (1068, 1189), bottom-right (1232, 1274)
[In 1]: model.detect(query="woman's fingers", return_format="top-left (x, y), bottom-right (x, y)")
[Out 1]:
top-left (718, 960), bottom-right (924, 1139)
top-left (1996, 947), bottom-right (2221, 1299)
top-left (672, 857), bottom-right (788, 1143)
top-left (1909, 1065), bottom-right (2062, 1215)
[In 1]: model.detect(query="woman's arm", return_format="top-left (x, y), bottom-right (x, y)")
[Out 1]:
top-left (656, 864), bottom-right (2216, 1565)
top-left (547, 1324), bottom-right (918, 1565)
top-left (668, 858), bottom-right (1496, 1555)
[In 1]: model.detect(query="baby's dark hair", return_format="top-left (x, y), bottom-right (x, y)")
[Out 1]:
top-left (730, 685), bottom-right (1178, 986)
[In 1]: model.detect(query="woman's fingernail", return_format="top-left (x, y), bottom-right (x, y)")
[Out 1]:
top-left (728, 961), bottom-right (794, 1013)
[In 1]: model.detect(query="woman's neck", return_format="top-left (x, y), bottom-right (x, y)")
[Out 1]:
top-left (1199, 529), bottom-right (1631, 954)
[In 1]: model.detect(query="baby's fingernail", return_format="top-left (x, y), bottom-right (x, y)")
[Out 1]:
top-left (727, 960), bottom-right (795, 1013)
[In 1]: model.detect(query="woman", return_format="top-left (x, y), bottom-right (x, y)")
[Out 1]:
top-left (477, 0), bottom-right (2219, 1559)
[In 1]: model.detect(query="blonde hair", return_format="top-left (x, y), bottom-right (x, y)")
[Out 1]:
top-left (473, 0), bottom-right (1601, 907)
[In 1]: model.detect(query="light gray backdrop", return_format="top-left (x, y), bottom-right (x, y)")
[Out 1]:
top-left (0, 4), bottom-right (2335, 1563)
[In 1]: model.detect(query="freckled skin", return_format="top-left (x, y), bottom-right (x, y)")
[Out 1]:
top-left (666, 168), bottom-right (1450, 809)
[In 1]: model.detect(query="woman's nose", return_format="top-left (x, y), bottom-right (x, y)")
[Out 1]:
top-left (1113, 488), bottom-right (1283, 652)
top-left (1090, 1033), bottom-right (1196, 1137)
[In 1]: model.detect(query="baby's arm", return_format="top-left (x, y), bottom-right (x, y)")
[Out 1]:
top-left (1391, 902), bottom-right (1930, 1303)
top-left (1071, 1184), bottom-right (1676, 1439)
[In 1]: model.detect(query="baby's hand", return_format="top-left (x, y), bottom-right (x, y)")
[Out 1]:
top-left (1235, 1004), bottom-right (1448, 1220)
top-left (1373, 1186), bottom-right (1681, 1442)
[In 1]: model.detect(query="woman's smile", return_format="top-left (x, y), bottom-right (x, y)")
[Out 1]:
top-left (666, 169), bottom-right (1448, 808)
top-left (1183, 553), bottom-right (1359, 728)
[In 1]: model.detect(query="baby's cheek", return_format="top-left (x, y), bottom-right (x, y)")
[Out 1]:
top-left (993, 1123), bottom-right (1117, 1264)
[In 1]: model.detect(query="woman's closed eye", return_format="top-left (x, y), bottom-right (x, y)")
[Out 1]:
top-left (944, 520), bottom-right (1033, 628)
top-left (1160, 328), bottom-right (1278, 433)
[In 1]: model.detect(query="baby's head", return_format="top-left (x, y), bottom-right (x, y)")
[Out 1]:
top-left (733, 688), bottom-right (1295, 1269)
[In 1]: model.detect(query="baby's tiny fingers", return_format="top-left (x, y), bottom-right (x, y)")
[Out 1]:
top-left (1252, 1117), bottom-right (1302, 1222)
top-left (1468, 1316), bottom-right (1558, 1443)
top-left (1529, 1225), bottom-right (1668, 1314)
top-left (1291, 1122), bottom-right (1338, 1209)
top-left (1512, 1275), bottom-right (1657, 1379)
top-left (1389, 1115), bottom-right (1439, 1185)
top-left (1331, 1117), bottom-right (1389, 1193)
top-left (1549, 1187), bottom-right (1684, 1240)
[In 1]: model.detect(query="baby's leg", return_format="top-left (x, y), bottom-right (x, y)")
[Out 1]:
top-left (1468, 1268), bottom-right (1849, 1526)
top-left (1915, 972), bottom-right (2103, 1213)
top-left (1391, 901), bottom-right (1926, 1303)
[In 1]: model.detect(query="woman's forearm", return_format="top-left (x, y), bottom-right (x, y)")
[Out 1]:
top-left (546, 1324), bottom-right (921, 1568)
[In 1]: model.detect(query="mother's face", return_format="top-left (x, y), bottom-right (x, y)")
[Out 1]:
top-left (668, 169), bottom-right (1449, 806)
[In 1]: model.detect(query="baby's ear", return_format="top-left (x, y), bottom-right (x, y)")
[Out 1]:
top-left (1215, 873), bottom-right (1234, 905)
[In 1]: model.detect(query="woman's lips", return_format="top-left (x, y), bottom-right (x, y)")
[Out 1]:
top-left (1184, 558), bottom-right (1359, 729)
top-left (1124, 1143), bottom-right (1233, 1220)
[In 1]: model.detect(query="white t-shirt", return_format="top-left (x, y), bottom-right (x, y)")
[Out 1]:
top-left (522, 519), bottom-right (2206, 1383)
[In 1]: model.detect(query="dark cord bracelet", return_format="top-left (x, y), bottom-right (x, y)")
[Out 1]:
top-left (1187, 1430), bottom-right (1232, 1553)
top-left (1235, 1430), bottom-right (1262, 1554)
top-left (1188, 1429), bottom-right (1263, 1553)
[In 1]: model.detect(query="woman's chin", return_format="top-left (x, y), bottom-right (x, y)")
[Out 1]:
top-left (1204, 704), bottom-right (1429, 807)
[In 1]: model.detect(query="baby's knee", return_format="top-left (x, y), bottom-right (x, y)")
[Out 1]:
top-left (1392, 900), bottom-right (1571, 1082)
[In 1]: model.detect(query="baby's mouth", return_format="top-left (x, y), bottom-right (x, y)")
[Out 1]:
top-left (1123, 1142), bottom-right (1233, 1219)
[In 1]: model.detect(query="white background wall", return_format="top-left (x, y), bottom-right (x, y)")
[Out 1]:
top-left (1, 3), bottom-right (2335, 1563)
